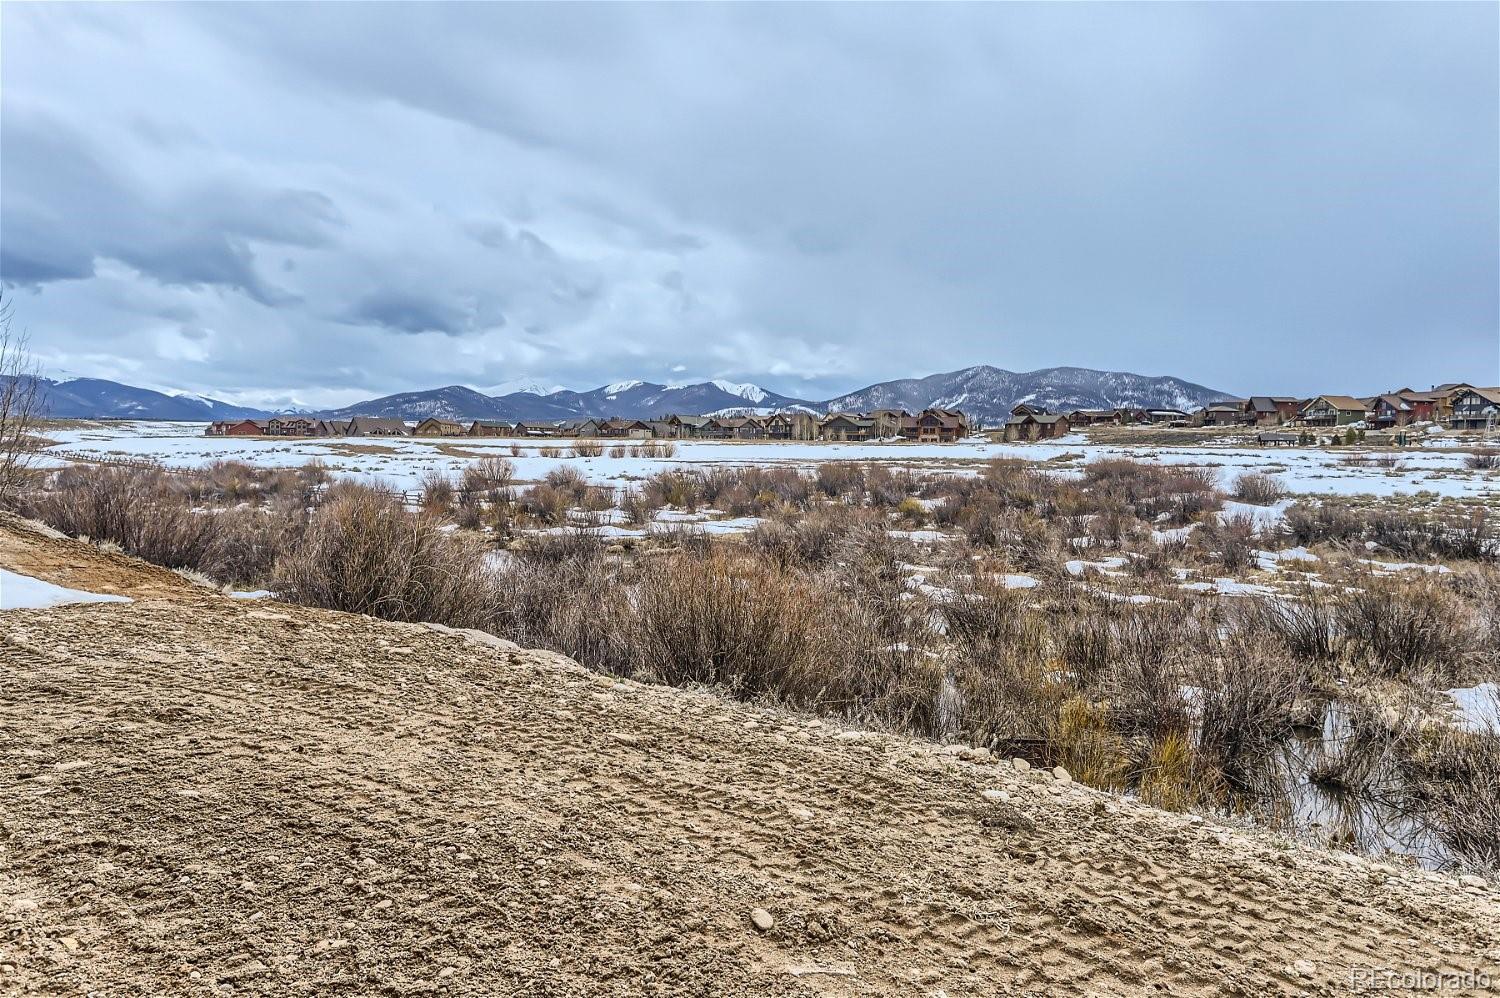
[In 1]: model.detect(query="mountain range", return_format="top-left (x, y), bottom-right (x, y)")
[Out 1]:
top-left (23, 366), bottom-right (1229, 426)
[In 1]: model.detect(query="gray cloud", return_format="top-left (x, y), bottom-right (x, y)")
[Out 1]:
top-left (1, 3), bottom-right (1494, 407)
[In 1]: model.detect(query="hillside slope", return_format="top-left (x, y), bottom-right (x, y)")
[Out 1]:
top-left (1, 522), bottom-right (1495, 996)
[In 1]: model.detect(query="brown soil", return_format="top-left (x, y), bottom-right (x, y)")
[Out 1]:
top-left (2, 522), bottom-right (1497, 996)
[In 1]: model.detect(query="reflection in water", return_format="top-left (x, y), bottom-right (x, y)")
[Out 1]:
top-left (1230, 703), bottom-right (1450, 869)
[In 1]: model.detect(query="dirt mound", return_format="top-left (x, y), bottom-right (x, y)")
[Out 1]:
top-left (0, 513), bottom-right (205, 603)
top-left (2, 529), bottom-right (1498, 995)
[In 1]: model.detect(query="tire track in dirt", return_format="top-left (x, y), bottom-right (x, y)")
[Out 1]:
top-left (2, 528), bottom-right (1499, 995)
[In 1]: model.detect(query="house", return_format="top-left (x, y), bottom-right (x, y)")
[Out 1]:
top-left (1064, 409), bottom-right (1117, 427)
top-left (1145, 409), bottom-right (1190, 425)
top-left (764, 411), bottom-right (819, 440)
top-left (866, 409), bottom-right (910, 438)
top-left (916, 408), bottom-right (969, 443)
top-left (414, 418), bottom-right (467, 437)
top-left (1366, 395), bottom-right (1416, 429)
top-left (1448, 388), bottom-right (1500, 430)
top-left (600, 418), bottom-right (652, 438)
top-left (346, 416), bottom-right (409, 437)
top-left (207, 419), bottom-right (267, 437)
top-left (267, 416), bottom-right (318, 436)
top-left (516, 420), bottom-right (564, 437)
top-left (667, 414), bottom-right (712, 438)
top-left (644, 419), bottom-right (676, 439)
top-left (1402, 385), bottom-right (1474, 424)
top-left (1010, 403), bottom-right (1050, 418)
top-left (1114, 407), bottom-right (1150, 424)
top-left (1200, 401), bottom-right (1249, 427)
top-left (468, 420), bottom-right (515, 437)
top-left (820, 413), bottom-right (876, 441)
top-left (1003, 413), bottom-right (1071, 442)
top-left (1294, 396), bottom-right (1367, 427)
top-left (559, 419), bottom-right (603, 438)
top-left (1244, 397), bottom-right (1301, 426)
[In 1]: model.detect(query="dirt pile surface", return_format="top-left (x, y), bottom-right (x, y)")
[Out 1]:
top-left (2, 523), bottom-right (1498, 996)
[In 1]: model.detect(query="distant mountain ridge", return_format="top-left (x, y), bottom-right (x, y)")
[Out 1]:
top-left (20, 377), bottom-right (270, 421)
top-left (23, 365), bottom-right (1229, 425)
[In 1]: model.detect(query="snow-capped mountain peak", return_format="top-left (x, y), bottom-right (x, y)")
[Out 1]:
top-left (482, 378), bottom-right (567, 397)
top-left (709, 380), bottom-right (769, 403)
top-left (603, 380), bottom-right (645, 397)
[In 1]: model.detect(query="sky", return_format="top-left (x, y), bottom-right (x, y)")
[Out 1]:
top-left (2, 3), bottom-right (1496, 409)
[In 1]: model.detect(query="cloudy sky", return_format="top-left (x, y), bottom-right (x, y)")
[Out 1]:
top-left (3, 3), bottom-right (1496, 408)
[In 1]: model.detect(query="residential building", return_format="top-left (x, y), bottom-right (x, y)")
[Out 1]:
top-left (820, 413), bottom-right (876, 441)
top-left (916, 408), bottom-right (968, 442)
top-left (1449, 388), bottom-right (1500, 430)
top-left (346, 417), bottom-right (409, 437)
top-left (1243, 397), bottom-right (1301, 426)
top-left (1294, 396), bottom-right (1367, 427)
top-left (413, 418), bottom-right (466, 437)
top-left (1003, 412), bottom-right (1071, 441)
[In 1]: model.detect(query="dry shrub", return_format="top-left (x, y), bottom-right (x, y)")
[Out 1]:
top-left (1138, 732), bottom-right (1217, 812)
top-left (273, 487), bottom-right (498, 629)
top-left (1403, 723), bottom-right (1500, 875)
top-left (894, 497), bottom-right (928, 526)
top-left (815, 462), bottom-right (865, 498)
top-left (1466, 449), bottom-right (1500, 470)
top-left (608, 444), bottom-right (627, 458)
top-left (629, 548), bottom-right (941, 730)
top-left (497, 533), bottom-right (635, 675)
top-left (420, 470), bottom-right (455, 512)
top-left (1190, 642), bottom-right (1299, 789)
top-left (571, 440), bottom-right (605, 458)
top-left (1237, 589), bottom-right (1338, 662)
top-left (538, 445), bottom-right (562, 458)
top-left (1336, 577), bottom-right (1474, 681)
top-left (462, 457), bottom-right (514, 497)
top-left (205, 498), bottom-right (311, 586)
top-left (1047, 697), bottom-right (1131, 789)
top-left (517, 484), bottom-right (571, 526)
top-left (747, 505), bottom-right (879, 567)
top-left (619, 488), bottom-right (658, 527)
top-left (1232, 472), bottom-right (1286, 505)
top-left (643, 469), bottom-right (701, 510)
top-left (1194, 512), bottom-right (1259, 571)
top-left (29, 464), bottom-right (221, 571)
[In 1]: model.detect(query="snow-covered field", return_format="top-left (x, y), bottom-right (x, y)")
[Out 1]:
top-left (41, 421), bottom-right (1500, 499)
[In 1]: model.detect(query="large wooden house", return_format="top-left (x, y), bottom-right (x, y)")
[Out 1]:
top-left (468, 420), bottom-right (515, 437)
top-left (413, 418), bottom-right (466, 437)
top-left (1243, 397), bottom-right (1301, 426)
top-left (346, 417), bottom-right (409, 437)
top-left (1294, 396), bottom-right (1367, 427)
top-left (1449, 388), bottom-right (1500, 430)
top-left (600, 418), bottom-right (652, 438)
top-left (1003, 412), bottom-right (1070, 442)
top-left (915, 408), bottom-right (968, 442)
top-left (1365, 395), bottom-right (1416, 429)
top-left (820, 413), bottom-right (876, 441)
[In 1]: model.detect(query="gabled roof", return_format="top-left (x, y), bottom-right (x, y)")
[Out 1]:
top-left (1302, 395), bottom-right (1367, 412)
top-left (1370, 394), bottom-right (1412, 411)
top-left (1456, 387), bottom-right (1500, 405)
top-left (670, 414), bottom-right (711, 427)
top-left (347, 416), bottom-right (409, 434)
top-left (469, 420), bottom-right (514, 428)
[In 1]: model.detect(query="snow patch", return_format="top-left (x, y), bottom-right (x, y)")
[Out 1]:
top-left (1, 570), bottom-right (132, 611)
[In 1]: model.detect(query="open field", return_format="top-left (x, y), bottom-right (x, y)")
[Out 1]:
top-left (38, 420), bottom-right (1500, 500)
top-left (2, 517), bottom-right (1498, 996)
